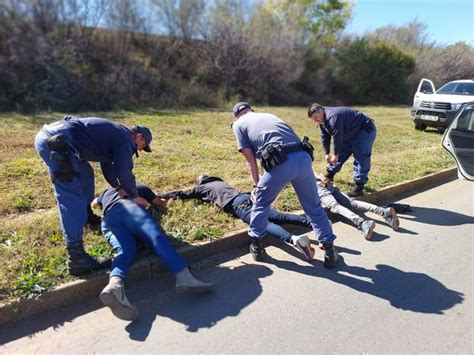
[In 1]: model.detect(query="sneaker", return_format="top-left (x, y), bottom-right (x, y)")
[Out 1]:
top-left (175, 268), bottom-right (213, 294)
top-left (323, 244), bottom-right (339, 269)
top-left (384, 207), bottom-right (399, 231)
top-left (100, 277), bottom-right (138, 321)
top-left (359, 220), bottom-right (376, 240)
top-left (291, 234), bottom-right (315, 261)
top-left (348, 183), bottom-right (364, 197)
top-left (249, 238), bottom-right (266, 261)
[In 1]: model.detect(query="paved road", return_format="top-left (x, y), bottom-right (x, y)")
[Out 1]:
top-left (1, 180), bottom-right (473, 353)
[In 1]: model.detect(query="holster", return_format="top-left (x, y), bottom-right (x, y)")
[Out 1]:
top-left (46, 134), bottom-right (76, 182)
top-left (301, 136), bottom-right (314, 161)
top-left (260, 144), bottom-right (287, 172)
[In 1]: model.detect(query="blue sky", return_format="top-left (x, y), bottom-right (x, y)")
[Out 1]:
top-left (346, 0), bottom-right (474, 45)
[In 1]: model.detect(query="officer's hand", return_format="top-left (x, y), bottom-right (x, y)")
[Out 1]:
top-left (153, 197), bottom-right (168, 207)
top-left (321, 176), bottom-right (331, 187)
top-left (134, 196), bottom-right (150, 208)
top-left (117, 188), bottom-right (128, 198)
top-left (330, 154), bottom-right (339, 164)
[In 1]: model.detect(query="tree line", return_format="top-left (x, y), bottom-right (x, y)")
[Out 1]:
top-left (0, 0), bottom-right (473, 112)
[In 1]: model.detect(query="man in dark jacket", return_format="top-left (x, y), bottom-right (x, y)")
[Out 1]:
top-left (308, 103), bottom-right (377, 197)
top-left (34, 115), bottom-right (153, 275)
top-left (159, 175), bottom-right (316, 261)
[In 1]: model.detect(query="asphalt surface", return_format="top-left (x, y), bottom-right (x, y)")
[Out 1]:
top-left (1, 179), bottom-right (473, 353)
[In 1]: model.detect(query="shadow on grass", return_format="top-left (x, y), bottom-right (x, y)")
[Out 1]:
top-left (265, 256), bottom-right (464, 315)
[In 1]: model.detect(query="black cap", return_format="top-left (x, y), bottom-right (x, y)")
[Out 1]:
top-left (132, 125), bottom-right (153, 152)
top-left (232, 102), bottom-right (252, 118)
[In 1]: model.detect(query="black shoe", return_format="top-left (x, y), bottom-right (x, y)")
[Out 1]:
top-left (249, 238), bottom-right (266, 261)
top-left (67, 241), bottom-right (111, 276)
top-left (322, 243), bottom-right (339, 269)
top-left (348, 182), bottom-right (365, 197)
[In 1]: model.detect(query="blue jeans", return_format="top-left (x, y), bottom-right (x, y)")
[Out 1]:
top-left (327, 122), bottom-right (377, 184)
top-left (102, 200), bottom-right (188, 280)
top-left (231, 193), bottom-right (311, 243)
top-left (34, 122), bottom-right (95, 244)
top-left (250, 151), bottom-right (335, 244)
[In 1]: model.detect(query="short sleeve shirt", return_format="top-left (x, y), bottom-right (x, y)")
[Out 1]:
top-left (232, 112), bottom-right (301, 159)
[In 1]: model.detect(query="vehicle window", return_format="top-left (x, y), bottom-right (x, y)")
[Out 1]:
top-left (437, 82), bottom-right (474, 95)
top-left (420, 81), bottom-right (433, 93)
top-left (456, 108), bottom-right (474, 131)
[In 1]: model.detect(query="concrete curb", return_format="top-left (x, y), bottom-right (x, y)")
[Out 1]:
top-left (0, 167), bottom-right (457, 325)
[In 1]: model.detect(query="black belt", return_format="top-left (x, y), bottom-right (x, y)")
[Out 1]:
top-left (281, 143), bottom-right (305, 154)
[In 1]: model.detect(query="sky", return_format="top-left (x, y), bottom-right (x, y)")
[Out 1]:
top-left (346, 0), bottom-right (474, 45)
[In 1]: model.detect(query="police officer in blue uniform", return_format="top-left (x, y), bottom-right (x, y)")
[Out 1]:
top-left (307, 103), bottom-right (377, 197)
top-left (34, 115), bottom-right (153, 275)
top-left (231, 102), bottom-right (338, 268)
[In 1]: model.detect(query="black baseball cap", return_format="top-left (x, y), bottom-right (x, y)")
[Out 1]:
top-left (132, 125), bottom-right (153, 152)
top-left (232, 102), bottom-right (252, 118)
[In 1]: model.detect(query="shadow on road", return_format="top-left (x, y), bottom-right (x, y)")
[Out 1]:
top-left (265, 256), bottom-right (464, 315)
top-left (399, 206), bottom-right (474, 226)
top-left (125, 263), bottom-right (272, 341)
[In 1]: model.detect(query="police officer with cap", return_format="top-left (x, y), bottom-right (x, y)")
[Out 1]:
top-left (34, 116), bottom-right (153, 276)
top-left (231, 102), bottom-right (339, 268)
top-left (307, 103), bottom-right (377, 197)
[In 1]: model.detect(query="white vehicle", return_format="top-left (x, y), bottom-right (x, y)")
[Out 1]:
top-left (442, 102), bottom-right (474, 181)
top-left (411, 79), bottom-right (474, 131)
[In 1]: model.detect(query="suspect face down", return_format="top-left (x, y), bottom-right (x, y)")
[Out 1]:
top-left (308, 103), bottom-right (325, 124)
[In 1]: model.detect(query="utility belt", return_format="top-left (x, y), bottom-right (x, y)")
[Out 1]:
top-left (361, 119), bottom-right (375, 134)
top-left (42, 121), bottom-right (79, 183)
top-left (260, 136), bottom-right (314, 172)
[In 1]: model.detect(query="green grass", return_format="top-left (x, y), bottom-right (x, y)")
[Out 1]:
top-left (0, 106), bottom-right (454, 302)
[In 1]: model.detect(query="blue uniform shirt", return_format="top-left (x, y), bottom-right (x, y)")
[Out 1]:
top-left (232, 112), bottom-right (301, 159)
top-left (66, 117), bottom-right (138, 198)
top-left (320, 107), bottom-right (370, 156)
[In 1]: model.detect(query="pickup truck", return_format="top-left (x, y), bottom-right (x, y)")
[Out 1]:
top-left (411, 79), bottom-right (474, 131)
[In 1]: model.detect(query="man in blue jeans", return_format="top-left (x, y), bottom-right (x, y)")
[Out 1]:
top-left (34, 115), bottom-right (153, 275)
top-left (315, 173), bottom-right (399, 240)
top-left (93, 184), bottom-right (213, 321)
top-left (159, 175), bottom-right (315, 261)
top-left (231, 102), bottom-right (338, 268)
top-left (307, 103), bottom-right (377, 197)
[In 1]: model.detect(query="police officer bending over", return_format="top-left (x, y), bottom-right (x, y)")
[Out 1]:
top-left (34, 115), bottom-right (153, 276)
top-left (307, 103), bottom-right (377, 197)
top-left (231, 102), bottom-right (339, 268)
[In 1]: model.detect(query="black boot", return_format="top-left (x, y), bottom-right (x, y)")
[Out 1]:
top-left (67, 241), bottom-right (111, 276)
top-left (249, 238), bottom-right (266, 261)
top-left (86, 205), bottom-right (102, 228)
top-left (322, 243), bottom-right (339, 269)
top-left (348, 182), bottom-right (365, 197)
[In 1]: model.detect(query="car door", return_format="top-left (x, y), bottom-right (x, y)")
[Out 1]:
top-left (442, 102), bottom-right (474, 181)
top-left (413, 78), bottom-right (436, 108)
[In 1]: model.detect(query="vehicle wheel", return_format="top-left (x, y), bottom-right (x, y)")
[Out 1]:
top-left (437, 127), bottom-right (446, 133)
top-left (415, 123), bottom-right (426, 131)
